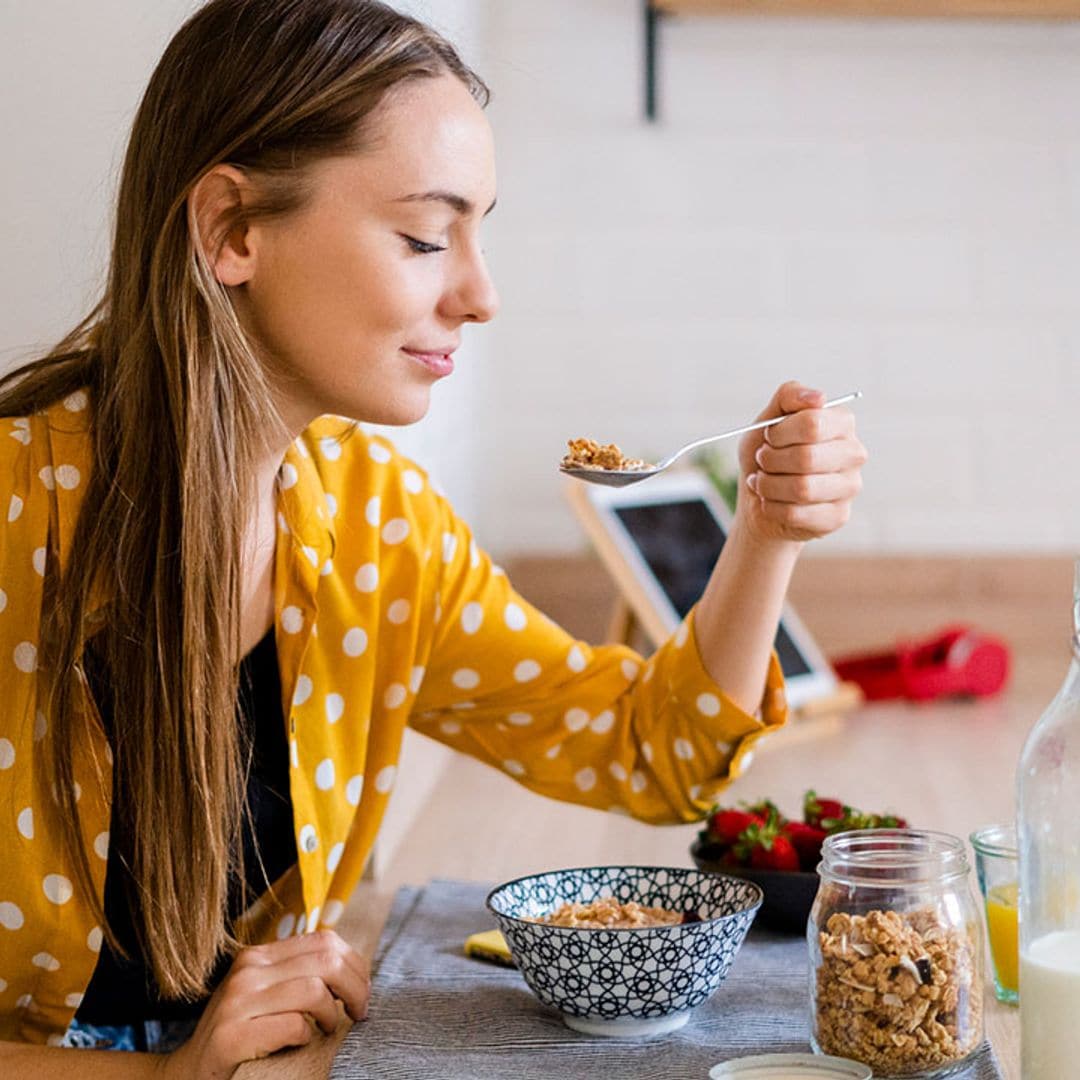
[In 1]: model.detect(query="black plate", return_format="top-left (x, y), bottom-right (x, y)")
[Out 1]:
top-left (690, 838), bottom-right (819, 934)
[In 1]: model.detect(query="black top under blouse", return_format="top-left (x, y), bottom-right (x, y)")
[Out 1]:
top-left (75, 627), bottom-right (297, 1024)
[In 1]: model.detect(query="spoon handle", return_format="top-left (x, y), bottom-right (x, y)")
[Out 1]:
top-left (661, 391), bottom-right (862, 469)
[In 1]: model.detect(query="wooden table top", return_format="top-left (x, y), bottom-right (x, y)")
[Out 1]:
top-left (237, 553), bottom-right (1065, 1078)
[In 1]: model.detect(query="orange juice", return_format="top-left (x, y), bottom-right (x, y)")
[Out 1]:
top-left (985, 882), bottom-right (1019, 995)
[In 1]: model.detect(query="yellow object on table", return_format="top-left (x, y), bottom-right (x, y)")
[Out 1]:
top-left (985, 883), bottom-right (1019, 996)
top-left (464, 929), bottom-right (516, 968)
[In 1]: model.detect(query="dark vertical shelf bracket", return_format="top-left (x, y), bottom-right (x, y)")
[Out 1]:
top-left (644, 1), bottom-right (665, 121)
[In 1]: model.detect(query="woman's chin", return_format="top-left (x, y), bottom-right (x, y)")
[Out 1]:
top-left (332, 390), bottom-right (431, 427)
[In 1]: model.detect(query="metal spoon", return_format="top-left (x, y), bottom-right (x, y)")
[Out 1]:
top-left (559, 391), bottom-right (862, 487)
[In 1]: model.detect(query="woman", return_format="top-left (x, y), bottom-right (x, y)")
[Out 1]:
top-left (0, 0), bottom-right (866, 1075)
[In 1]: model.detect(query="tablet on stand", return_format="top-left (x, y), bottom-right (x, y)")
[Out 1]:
top-left (564, 468), bottom-right (861, 720)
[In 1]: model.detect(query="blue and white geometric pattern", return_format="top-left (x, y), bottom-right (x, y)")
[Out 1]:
top-left (486, 865), bottom-right (761, 1023)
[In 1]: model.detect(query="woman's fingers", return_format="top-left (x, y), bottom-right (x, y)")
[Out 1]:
top-left (237, 928), bottom-right (354, 968)
top-left (163, 932), bottom-right (372, 1080)
top-left (260, 948), bottom-right (371, 1022)
top-left (754, 380), bottom-right (826, 422)
top-left (763, 404), bottom-right (855, 448)
top-left (749, 468), bottom-right (862, 505)
top-left (247, 975), bottom-right (344, 1034)
top-left (755, 435), bottom-right (866, 476)
top-left (210, 1011), bottom-right (316, 1065)
top-left (757, 497), bottom-right (852, 536)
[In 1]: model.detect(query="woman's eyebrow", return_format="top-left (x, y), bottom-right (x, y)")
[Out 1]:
top-left (394, 190), bottom-right (497, 217)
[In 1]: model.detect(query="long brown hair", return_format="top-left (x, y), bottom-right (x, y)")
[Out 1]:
top-left (0, 0), bottom-right (487, 1000)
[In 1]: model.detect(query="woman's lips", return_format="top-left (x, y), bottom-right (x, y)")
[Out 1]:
top-left (402, 348), bottom-right (455, 377)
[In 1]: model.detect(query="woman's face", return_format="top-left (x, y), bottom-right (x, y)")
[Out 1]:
top-left (235, 73), bottom-right (499, 430)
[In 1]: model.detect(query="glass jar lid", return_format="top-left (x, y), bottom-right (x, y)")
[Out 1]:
top-left (709, 1053), bottom-right (872, 1078)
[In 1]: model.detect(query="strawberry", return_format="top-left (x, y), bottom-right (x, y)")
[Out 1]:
top-left (782, 820), bottom-right (828, 871)
top-left (734, 819), bottom-right (801, 873)
top-left (743, 797), bottom-right (786, 826)
top-left (804, 790), bottom-right (846, 829)
top-left (707, 808), bottom-right (764, 846)
top-left (839, 810), bottom-right (908, 832)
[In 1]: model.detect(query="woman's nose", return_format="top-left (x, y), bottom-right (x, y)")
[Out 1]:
top-left (447, 252), bottom-right (499, 324)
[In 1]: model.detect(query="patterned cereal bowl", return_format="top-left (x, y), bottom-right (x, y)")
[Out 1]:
top-left (486, 865), bottom-right (762, 1038)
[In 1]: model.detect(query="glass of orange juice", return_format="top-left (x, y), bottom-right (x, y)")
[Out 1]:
top-left (971, 823), bottom-right (1019, 1005)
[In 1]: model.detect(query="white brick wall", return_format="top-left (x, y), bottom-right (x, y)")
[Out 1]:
top-left (477, 6), bottom-right (1080, 557)
top-left (4, 3), bottom-right (1079, 558)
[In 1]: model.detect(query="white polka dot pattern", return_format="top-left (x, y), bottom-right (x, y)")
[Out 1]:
top-left (451, 668), bottom-right (480, 690)
top-left (13, 642), bottom-right (36, 674)
top-left (374, 765), bottom-right (397, 794)
top-left (43, 875), bottom-right (73, 905)
top-left (327, 843), bottom-right (345, 874)
top-left (325, 693), bottom-right (345, 723)
top-left (342, 628), bottom-right (368, 657)
top-left (697, 693), bottom-right (721, 717)
top-left (293, 675), bottom-right (313, 706)
top-left (382, 518), bottom-right (409, 545)
top-left (564, 708), bottom-right (589, 733)
top-left (345, 775), bottom-right (364, 807)
top-left (514, 659), bottom-right (541, 683)
top-left (460, 602), bottom-right (483, 634)
top-left (315, 759), bottom-right (335, 791)
top-left (590, 710), bottom-right (615, 734)
top-left (0, 902), bottom-right (24, 930)
top-left (355, 563), bottom-right (378, 592)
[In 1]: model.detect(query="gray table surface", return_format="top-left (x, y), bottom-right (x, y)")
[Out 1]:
top-left (330, 879), bottom-right (1004, 1080)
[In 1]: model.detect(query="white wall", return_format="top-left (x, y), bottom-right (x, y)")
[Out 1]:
top-left (4, 3), bottom-right (1079, 561)
top-left (479, 4), bottom-right (1080, 556)
top-left (1, 1), bottom-right (199, 362)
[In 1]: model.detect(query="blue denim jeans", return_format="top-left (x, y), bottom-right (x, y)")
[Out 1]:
top-left (59, 1016), bottom-right (198, 1053)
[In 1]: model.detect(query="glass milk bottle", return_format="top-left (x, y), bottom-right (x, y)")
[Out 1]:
top-left (1018, 559), bottom-right (1080, 1079)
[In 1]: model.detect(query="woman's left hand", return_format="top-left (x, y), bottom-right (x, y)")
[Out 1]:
top-left (736, 381), bottom-right (867, 545)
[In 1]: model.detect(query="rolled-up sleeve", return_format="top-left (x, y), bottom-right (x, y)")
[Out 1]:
top-left (409, 497), bottom-right (787, 825)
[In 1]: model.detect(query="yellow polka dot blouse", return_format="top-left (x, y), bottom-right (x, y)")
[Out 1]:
top-left (0, 395), bottom-right (786, 1044)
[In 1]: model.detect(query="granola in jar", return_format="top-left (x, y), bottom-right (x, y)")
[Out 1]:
top-left (810, 831), bottom-right (985, 1078)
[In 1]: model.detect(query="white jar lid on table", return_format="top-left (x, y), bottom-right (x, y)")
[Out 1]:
top-left (709, 1052), bottom-right (872, 1079)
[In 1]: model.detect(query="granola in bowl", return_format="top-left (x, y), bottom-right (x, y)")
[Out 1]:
top-left (561, 437), bottom-right (651, 472)
top-left (530, 896), bottom-right (686, 929)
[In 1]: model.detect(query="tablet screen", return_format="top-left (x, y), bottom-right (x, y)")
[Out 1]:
top-left (613, 500), bottom-right (812, 677)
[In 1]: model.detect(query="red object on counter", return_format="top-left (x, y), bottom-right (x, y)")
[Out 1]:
top-left (832, 625), bottom-right (1011, 702)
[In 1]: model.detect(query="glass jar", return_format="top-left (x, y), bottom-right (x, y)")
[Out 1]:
top-left (809, 829), bottom-right (985, 1079)
top-left (1017, 558), bottom-right (1080, 1079)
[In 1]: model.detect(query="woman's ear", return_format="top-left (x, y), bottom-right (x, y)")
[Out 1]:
top-left (188, 165), bottom-right (257, 287)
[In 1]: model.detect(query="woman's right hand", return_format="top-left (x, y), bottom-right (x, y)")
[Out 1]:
top-left (160, 929), bottom-right (370, 1080)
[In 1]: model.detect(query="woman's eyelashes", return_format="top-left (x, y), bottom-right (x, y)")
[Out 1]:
top-left (401, 234), bottom-right (446, 255)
